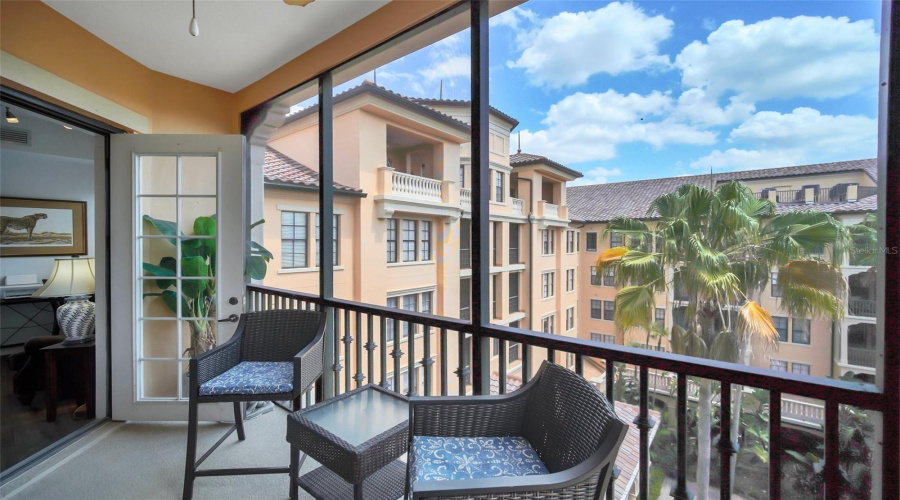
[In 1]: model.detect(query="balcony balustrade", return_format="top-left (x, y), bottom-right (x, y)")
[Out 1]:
top-left (754, 184), bottom-right (879, 204)
top-left (545, 202), bottom-right (559, 218)
top-left (512, 198), bottom-right (524, 215)
top-left (849, 298), bottom-right (877, 317)
top-left (246, 283), bottom-right (884, 500)
top-left (460, 248), bottom-right (471, 270)
top-left (391, 171), bottom-right (442, 203)
top-left (460, 188), bottom-right (471, 210)
top-left (848, 347), bottom-right (877, 368)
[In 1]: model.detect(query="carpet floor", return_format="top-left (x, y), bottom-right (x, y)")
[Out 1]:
top-left (4, 407), bottom-right (334, 500)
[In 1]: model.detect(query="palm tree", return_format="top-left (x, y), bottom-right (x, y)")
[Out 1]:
top-left (596, 181), bottom-right (847, 499)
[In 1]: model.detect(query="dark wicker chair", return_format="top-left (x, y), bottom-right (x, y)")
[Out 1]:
top-left (407, 361), bottom-right (628, 500)
top-left (182, 309), bottom-right (325, 500)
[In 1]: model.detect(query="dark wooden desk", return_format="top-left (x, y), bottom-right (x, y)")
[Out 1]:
top-left (41, 340), bottom-right (95, 422)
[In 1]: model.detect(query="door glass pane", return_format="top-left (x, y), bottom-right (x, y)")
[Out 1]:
top-left (137, 155), bottom-right (219, 401)
top-left (180, 156), bottom-right (218, 195)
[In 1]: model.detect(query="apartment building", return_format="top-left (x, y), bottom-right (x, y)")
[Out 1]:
top-left (261, 81), bottom-right (878, 398)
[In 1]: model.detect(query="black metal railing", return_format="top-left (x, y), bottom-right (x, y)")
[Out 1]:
top-left (848, 347), bottom-right (877, 368)
top-left (460, 248), bottom-right (471, 270)
top-left (509, 295), bottom-right (519, 314)
top-left (247, 284), bottom-right (886, 500)
top-left (509, 246), bottom-right (520, 265)
top-left (857, 186), bottom-right (878, 199)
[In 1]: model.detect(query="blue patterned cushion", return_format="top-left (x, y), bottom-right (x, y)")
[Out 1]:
top-left (199, 362), bottom-right (293, 396)
top-left (411, 436), bottom-right (549, 482)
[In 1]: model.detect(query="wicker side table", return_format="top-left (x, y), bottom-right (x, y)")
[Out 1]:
top-left (287, 384), bottom-right (409, 500)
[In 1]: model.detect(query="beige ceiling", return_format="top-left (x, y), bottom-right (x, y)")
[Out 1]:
top-left (44, 0), bottom-right (391, 93)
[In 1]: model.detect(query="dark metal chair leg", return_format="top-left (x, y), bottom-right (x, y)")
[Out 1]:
top-left (233, 402), bottom-right (246, 441)
top-left (289, 444), bottom-right (300, 500)
top-left (182, 397), bottom-right (199, 500)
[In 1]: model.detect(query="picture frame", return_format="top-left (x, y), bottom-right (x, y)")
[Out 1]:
top-left (0, 197), bottom-right (87, 257)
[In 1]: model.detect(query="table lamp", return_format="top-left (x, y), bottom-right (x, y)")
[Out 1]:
top-left (32, 257), bottom-right (96, 345)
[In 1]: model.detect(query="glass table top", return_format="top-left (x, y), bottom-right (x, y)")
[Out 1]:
top-left (303, 387), bottom-right (408, 447)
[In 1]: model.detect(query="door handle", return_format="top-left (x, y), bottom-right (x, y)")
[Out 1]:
top-left (218, 314), bottom-right (239, 323)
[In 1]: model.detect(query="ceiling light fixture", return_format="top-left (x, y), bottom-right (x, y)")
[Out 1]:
top-left (63, 125), bottom-right (73, 130)
top-left (5, 107), bottom-right (19, 124)
top-left (283, 0), bottom-right (315, 6)
top-left (189, 0), bottom-right (199, 37)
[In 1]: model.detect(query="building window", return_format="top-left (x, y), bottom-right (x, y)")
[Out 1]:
top-left (509, 224), bottom-right (520, 263)
top-left (603, 300), bottom-right (615, 321)
top-left (542, 271), bottom-right (555, 299)
top-left (542, 315), bottom-right (555, 334)
top-left (402, 294), bottom-right (417, 338)
top-left (566, 269), bottom-right (575, 292)
top-left (586, 232), bottom-right (598, 252)
top-left (315, 213), bottom-right (340, 267)
top-left (281, 211), bottom-right (308, 269)
top-left (566, 353), bottom-right (575, 369)
top-left (492, 274), bottom-right (501, 320)
top-left (386, 219), bottom-right (398, 263)
top-left (591, 333), bottom-right (615, 344)
top-left (773, 316), bottom-right (788, 342)
top-left (771, 271), bottom-right (782, 297)
top-left (566, 231), bottom-right (576, 253)
top-left (420, 221), bottom-right (432, 261)
top-left (792, 362), bottom-right (811, 375)
top-left (494, 171), bottom-right (504, 202)
top-left (459, 165), bottom-right (465, 188)
top-left (610, 232), bottom-right (623, 248)
top-left (792, 318), bottom-right (811, 345)
top-left (402, 220), bottom-right (417, 262)
top-left (386, 296), bottom-right (398, 341)
top-left (770, 359), bottom-right (788, 372)
top-left (509, 341), bottom-right (520, 362)
top-left (421, 292), bottom-right (432, 316)
top-left (655, 308), bottom-right (665, 329)
top-left (542, 229), bottom-right (555, 255)
top-left (566, 307), bottom-right (575, 331)
top-left (493, 222), bottom-right (501, 266)
top-left (590, 266), bottom-right (600, 286)
top-left (509, 272), bottom-right (520, 313)
top-left (603, 266), bottom-right (616, 287)
top-left (590, 300), bottom-right (602, 320)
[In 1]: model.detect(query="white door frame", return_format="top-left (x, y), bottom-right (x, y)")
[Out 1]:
top-left (110, 135), bottom-right (245, 421)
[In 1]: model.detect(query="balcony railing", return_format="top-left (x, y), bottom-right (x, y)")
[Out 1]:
top-left (858, 186), bottom-right (878, 198)
top-left (247, 284), bottom-right (886, 500)
top-left (460, 188), bottom-right (471, 210)
top-left (754, 185), bottom-right (880, 204)
top-left (460, 248), bottom-right (471, 270)
top-left (545, 202), bottom-right (559, 218)
top-left (848, 347), bottom-right (877, 368)
top-left (392, 171), bottom-right (442, 202)
top-left (509, 246), bottom-right (519, 265)
top-left (509, 295), bottom-right (519, 314)
top-left (512, 198), bottom-right (524, 215)
top-left (849, 298), bottom-right (877, 317)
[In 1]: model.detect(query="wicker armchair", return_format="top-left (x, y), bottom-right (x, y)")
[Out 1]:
top-left (407, 361), bottom-right (628, 500)
top-left (182, 309), bottom-right (325, 500)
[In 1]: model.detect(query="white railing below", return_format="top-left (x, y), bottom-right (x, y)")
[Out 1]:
top-left (461, 188), bottom-right (471, 210)
top-left (545, 202), bottom-right (559, 218)
top-left (391, 171), bottom-right (443, 203)
top-left (782, 398), bottom-right (825, 424)
top-left (512, 198), bottom-right (524, 215)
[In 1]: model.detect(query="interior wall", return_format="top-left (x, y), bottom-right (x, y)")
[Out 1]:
top-left (0, 108), bottom-right (97, 283)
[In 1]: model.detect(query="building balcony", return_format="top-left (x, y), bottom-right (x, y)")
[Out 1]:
top-left (460, 188), bottom-right (471, 211)
top-left (754, 184), bottom-right (878, 205)
top-left (849, 298), bottom-right (877, 317)
top-left (374, 167), bottom-right (462, 218)
top-left (512, 197), bottom-right (524, 215)
top-left (848, 347), bottom-right (877, 368)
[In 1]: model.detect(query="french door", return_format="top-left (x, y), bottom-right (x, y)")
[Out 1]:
top-left (110, 135), bottom-right (245, 421)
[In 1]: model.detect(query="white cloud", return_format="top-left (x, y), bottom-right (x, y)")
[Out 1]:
top-left (418, 55), bottom-right (471, 82)
top-left (489, 6), bottom-right (538, 31)
top-left (691, 107), bottom-right (877, 170)
top-left (568, 166), bottom-right (623, 186)
top-left (507, 2), bottom-right (673, 88)
top-left (674, 88), bottom-right (755, 127)
top-left (519, 90), bottom-right (716, 164)
top-left (675, 15), bottom-right (880, 101)
top-left (702, 18), bottom-right (717, 31)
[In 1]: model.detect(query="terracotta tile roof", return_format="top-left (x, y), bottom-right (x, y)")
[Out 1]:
top-left (489, 372), bottom-right (660, 500)
top-left (567, 158), bottom-right (877, 222)
top-left (284, 80), bottom-right (471, 134)
top-left (410, 97), bottom-right (520, 129)
top-left (263, 147), bottom-right (363, 195)
top-left (510, 152), bottom-right (584, 180)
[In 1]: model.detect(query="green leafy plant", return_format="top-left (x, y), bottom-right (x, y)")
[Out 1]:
top-left (142, 215), bottom-right (272, 357)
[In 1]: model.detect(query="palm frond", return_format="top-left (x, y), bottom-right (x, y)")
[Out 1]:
top-left (595, 247), bottom-right (629, 273)
top-left (737, 301), bottom-right (779, 345)
top-left (777, 260), bottom-right (846, 320)
top-left (614, 285), bottom-right (657, 332)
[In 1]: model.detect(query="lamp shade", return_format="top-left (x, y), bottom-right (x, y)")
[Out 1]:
top-left (32, 258), bottom-right (95, 298)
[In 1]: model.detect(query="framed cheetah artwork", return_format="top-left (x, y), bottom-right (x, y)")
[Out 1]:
top-left (0, 197), bottom-right (87, 257)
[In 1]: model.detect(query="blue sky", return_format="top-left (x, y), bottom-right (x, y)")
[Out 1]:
top-left (335, 1), bottom-right (882, 184)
